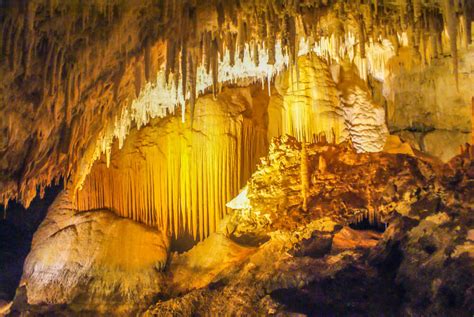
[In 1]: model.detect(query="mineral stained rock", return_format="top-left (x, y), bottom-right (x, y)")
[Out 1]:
top-left (16, 191), bottom-right (170, 315)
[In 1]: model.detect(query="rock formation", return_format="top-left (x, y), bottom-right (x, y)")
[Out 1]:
top-left (15, 191), bottom-right (169, 315)
top-left (0, 1), bottom-right (472, 315)
top-left (1, 0), bottom-right (472, 209)
top-left (385, 47), bottom-right (474, 161)
top-left (4, 135), bottom-right (472, 316)
top-left (75, 85), bottom-right (269, 240)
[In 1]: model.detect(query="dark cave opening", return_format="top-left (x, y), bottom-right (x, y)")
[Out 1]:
top-left (170, 232), bottom-right (199, 253)
top-left (0, 182), bottom-right (63, 302)
top-left (349, 215), bottom-right (387, 233)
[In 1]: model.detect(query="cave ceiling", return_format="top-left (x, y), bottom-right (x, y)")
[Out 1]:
top-left (0, 0), bottom-right (472, 207)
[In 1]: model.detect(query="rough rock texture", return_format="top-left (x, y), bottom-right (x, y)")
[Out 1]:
top-left (243, 135), bottom-right (432, 230)
top-left (75, 85), bottom-right (269, 240)
top-left (385, 47), bottom-right (474, 161)
top-left (423, 129), bottom-right (471, 162)
top-left (16, 190), bottom-right (170, 315)
top-left (74, 54), bottom-right (392, 240)
top-left (0, 1), bottom-right (168, 207)
top-left (337, 60), bottom-right (389, 152)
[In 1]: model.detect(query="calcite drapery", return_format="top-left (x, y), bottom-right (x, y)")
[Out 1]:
top-left (75, 86), bottom-right (269, 239)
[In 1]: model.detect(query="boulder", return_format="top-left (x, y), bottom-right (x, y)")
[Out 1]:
top-left (18, 191), bottom-right (170, 315)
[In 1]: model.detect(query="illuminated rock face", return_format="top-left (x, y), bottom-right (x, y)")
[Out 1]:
top-left (142, 142), bottom-right (473, 316)
top-left (21, 191), bottom-right (169, 315)
top-left (76, 86), bottom-right (269, 240)
top-left (75, 56), bottom-right (391, 239)
top-left (270, 54), bottom-right (346, 143)
top-left (385, 47), bottom-right (474, 161)
top-left (11, 139), bottom-right (473, 316)
top-left (1, 0), bottom-right (472, 208)
top-left (240, 135), bottom-right (432, 232)
top-left (268, 54), bottom-right (388, 152)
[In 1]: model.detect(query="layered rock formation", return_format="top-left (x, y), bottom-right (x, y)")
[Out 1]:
top-left (145, 137), bottom-right (472, 316)
top-left (269, 54), bottom-right (345, 143)
top-left (0, 2), bottom-right (472, 314)
top-left (74, 56), bottom-right (391, 240)
top-left (15, 191), bottom-right (170, 315)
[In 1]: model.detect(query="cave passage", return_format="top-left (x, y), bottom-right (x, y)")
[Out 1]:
top-left (0, 183), bottom-right (62, 302)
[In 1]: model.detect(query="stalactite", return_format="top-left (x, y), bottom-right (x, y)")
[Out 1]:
top-left (42, 41), bottom-right (54, 99)
top-left (227, 31), bottom-right (236, 67)
top-left (217, 2), bottom-right (225, 29)
top-left (237, 17), bottom-right (247, 61)
top-left (145, 38), bottom-right (152, 82)
top-left (461, 0), bottom-right (472, 47)
top-left (11, 17), bottom-right (23, 72)
top-left (253, 41), bottom-right (259, 67)
top-left (4, 19), bottom-right (13, 67)
top-left (358, 13), bottom-right (366, 58)
top-left (181, 41), bottom-right (188, 104)
top-left (165, 39), bottom-right (176, 84)
top-left (203, 31), bottom-right (211, 74)
top-left (187, 53), bottom-right (197, 125)
top-left (266, 10), bottom-right (276, 65)
top-left (443, 0), bottom-right (458, 88)
top-left (211, 38), bottom-right (219, 96)
top-left (5, 0), bottom-right (473, 210)
top-left (50, 45), bottom-right (61, 95)
top-left (23, 2), bottom-right (37, 78)
top-left (413, 0), bottom-right (422, 23)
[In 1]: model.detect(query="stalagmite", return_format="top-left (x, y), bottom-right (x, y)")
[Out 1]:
top-left (300, 141), bottom-right (309, 212)
top-left (318, 154), bottom-right (326, 174)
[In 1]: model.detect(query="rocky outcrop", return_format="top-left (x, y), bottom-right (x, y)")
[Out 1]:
top-left (242, 135), bottom-right (433, 231)
top-left (16, 191), bottom-right (170, 315)
top-left (336, 60), bottom-right (389, 152)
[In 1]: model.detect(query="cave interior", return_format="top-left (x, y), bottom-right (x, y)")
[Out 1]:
top-left (0, 0), bottom-right (473, 316)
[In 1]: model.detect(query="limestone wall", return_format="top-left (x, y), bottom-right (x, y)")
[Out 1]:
top-left (383, 47), bottom-right (474, 161)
